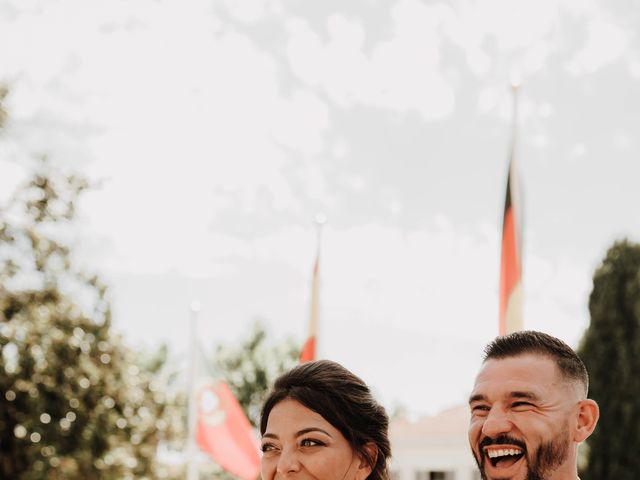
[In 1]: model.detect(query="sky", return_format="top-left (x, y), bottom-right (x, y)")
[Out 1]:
top-left (1, 0), bottom-right (639, 417)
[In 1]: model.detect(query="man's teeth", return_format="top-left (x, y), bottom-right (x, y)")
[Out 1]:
top-left (487, 448), bottom-right (522, 458)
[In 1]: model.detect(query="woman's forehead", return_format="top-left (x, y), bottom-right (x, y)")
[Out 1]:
top-left (267, 399), bottom-right (331, 429)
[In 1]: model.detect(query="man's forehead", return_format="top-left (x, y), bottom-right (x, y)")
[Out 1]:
top-left (481, 352), bottom-right (560, 371)
top-left (472, 353), bottom-right (563, 391)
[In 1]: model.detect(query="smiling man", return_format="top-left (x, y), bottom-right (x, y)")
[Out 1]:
top-left (468, 331), bottom-right (599, 480)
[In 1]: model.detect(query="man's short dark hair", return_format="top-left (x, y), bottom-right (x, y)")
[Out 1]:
top-left (483, 330), bottom-right (589, 394)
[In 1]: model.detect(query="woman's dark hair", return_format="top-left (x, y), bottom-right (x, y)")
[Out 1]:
top-left (260, 360), bottom-right (391, 480)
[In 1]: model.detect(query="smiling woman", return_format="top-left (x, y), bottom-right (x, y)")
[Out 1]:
top-left (259, 360), bottom-right (391, 480)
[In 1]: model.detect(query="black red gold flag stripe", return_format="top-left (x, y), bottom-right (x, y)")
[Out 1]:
top-left (499, 84), bottom-right (523, 335)
top-left (499, 158), bottom-right (522, 335)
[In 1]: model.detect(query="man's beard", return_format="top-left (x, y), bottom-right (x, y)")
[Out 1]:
top-left (473, 429), bottom-right (570, 480)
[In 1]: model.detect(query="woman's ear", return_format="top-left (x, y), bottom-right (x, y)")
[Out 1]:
top-left (574, 399), bottom-right (599, 443)
top-left (354, 442), bottom-right (377, 480)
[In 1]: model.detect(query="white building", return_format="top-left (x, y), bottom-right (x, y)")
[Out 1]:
top-left (389, 405), bottom-right (480, 480)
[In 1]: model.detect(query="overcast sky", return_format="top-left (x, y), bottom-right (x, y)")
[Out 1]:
top-left (1, 0), bottom-right (639, 416)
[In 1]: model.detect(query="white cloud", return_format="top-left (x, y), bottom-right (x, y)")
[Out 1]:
top-left (285, 18), bottom-right (326, 89)
top-left (524, 258), bottom-right (591, 347)
top-left (629, 60), bottom-right (640, 79)
top-left (459, 0), bottom-right (558, 52)
top-left (444, 0), bottom-right (560, 78)
top-left (318, 220), bottom-right (498, 340)
top-left (537, 103), bottom-right (555, 117)
top-left (569, 142), bottom-right (587, 161)
top-left (1, 0), bottom-right (634, 417)
top-left (269, 89), bottom-right (329, 155)
top-left (220, 0), bottom-right (279, 23)
top-left (613, 133), bottom-right (631, 151)
top-left (286, 2), bottom-right (455, 120)
top-left (567, 18), bottom-right (630, 74)
top-left (477, 86), bottom-right (502, 113)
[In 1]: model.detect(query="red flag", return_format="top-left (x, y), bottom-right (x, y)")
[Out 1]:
top-left (196, 380), bottom-right (260, 480)
top-left (499, 87), bottom-right (523, 335)
top-left (300, 251), bottom-right (319, 363)
top-left (300, 219), bottom-right (322, 363)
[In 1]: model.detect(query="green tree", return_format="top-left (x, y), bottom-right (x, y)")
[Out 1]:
top-left (578, 240), bottom-right (640, 479)
top-left (213, 320), bottom-right (299, 427)
top-left (0, 96), bottom-right (181, 478)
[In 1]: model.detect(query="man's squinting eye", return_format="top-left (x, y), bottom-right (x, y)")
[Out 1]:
top-left (300, 438), bottom-right (326, 447)
top-left (471, 404), bottom-right (490, 414)
top-left (512, 401), bottom-right (534, 409)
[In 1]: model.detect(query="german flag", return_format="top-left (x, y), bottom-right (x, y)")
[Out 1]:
top-left (300, 251), bottom-right (319, 362)
top-left (499, 147), bottom-right (523, 335)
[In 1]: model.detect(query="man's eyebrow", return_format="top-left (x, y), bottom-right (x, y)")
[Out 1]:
top-left (509, 391), bottom-right (541, 401)
top-left (468, 391), bottom-right (541, 404)
top-left (261, 427), bottom-right (333, 440)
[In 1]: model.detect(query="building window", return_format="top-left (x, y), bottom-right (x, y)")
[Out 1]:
top-left (430, 472), bottom-right (453, 480)
top-left (414, 471), bottom-right (454, 480)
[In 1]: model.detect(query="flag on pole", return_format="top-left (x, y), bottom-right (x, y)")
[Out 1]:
top-left (196, 380), bottom-right (261, 480)
top-left (300, 253), bottom-right (319, 362)
top-left (499, 84), bottom-right (523, 335)
top-left (186, 304), bottom-right (260, 480)
top-left (300, 215), bottom-right (324, 363)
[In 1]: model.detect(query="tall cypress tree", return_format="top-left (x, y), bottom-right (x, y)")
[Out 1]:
top-left (578, 240), bottom-right (640, 479)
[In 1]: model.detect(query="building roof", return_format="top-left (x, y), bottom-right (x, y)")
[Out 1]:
top-left (390, 404), bottom-right (470, 441)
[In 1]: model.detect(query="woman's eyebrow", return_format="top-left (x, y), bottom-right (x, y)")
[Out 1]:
top-left (262, 427), bottom-right (334, 439)
top-left (295, 427), bottom-right (333, 438)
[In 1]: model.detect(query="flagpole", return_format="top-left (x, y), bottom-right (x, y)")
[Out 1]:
top-left (510, 81), bottom-right (520, 162)
top-left (312, 213), bottom-right (325, 359)
top-left (186, 301), bottom-right (201, 480)
top-left (512, 80), bottom-right (523, 275)
top-left (509, 80), bottom-right (521, 263)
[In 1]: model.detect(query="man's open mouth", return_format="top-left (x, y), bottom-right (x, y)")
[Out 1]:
top-left (486, 447), bottom-right (525, 469)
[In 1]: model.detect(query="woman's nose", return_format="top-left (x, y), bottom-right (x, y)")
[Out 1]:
top-left (276, 447), bottom-right (301, 475)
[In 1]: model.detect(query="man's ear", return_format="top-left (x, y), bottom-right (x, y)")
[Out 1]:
top-left (574, 399), bottom-right (599, 443)
top-left (354, 442), bottom-right (377, 480)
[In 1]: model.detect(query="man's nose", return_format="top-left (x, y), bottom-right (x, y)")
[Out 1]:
top-left (481, 406), bottom-right (513, 438)
top-left (276, 447), bottom-right (301, 476)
